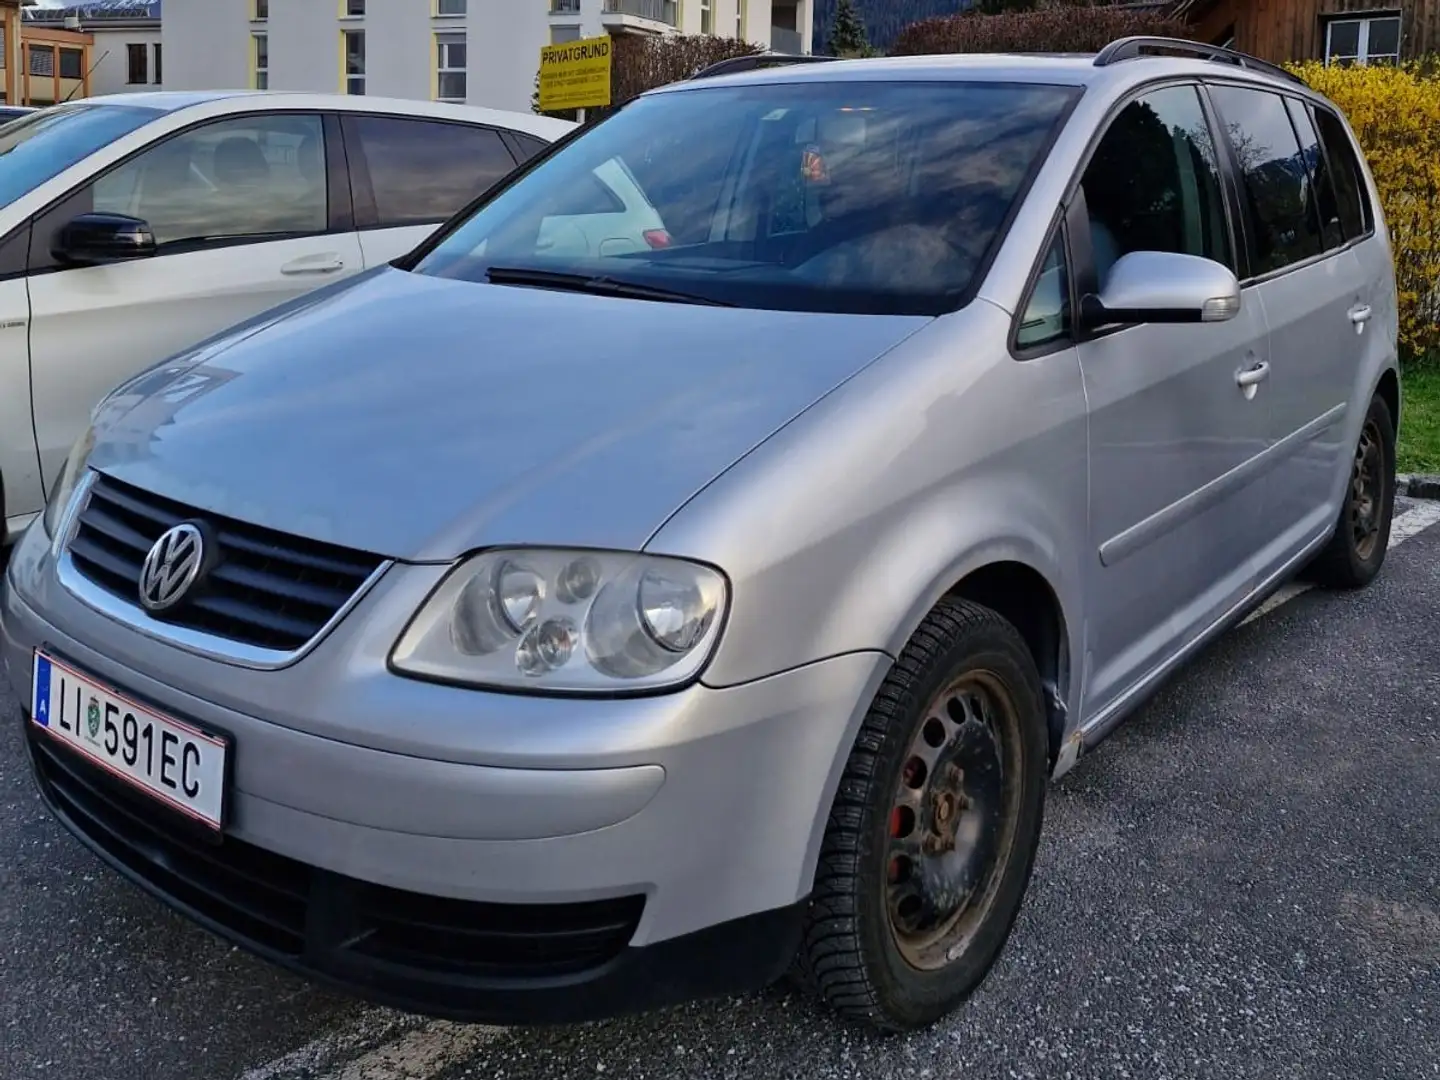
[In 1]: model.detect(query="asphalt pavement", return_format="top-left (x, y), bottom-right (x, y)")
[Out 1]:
top-left (2, 502), bottom-right (1438, 1080)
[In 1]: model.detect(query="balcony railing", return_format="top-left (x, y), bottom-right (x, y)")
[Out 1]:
top-left (549, 0), bottom-right (580, 12)
top-left (601, 0), bottom-right (678, 26)
top-left (769, 26), bottom-right (803, 54)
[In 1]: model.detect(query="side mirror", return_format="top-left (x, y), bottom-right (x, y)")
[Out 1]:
top-left (53, 212), bottom-right (158, 267)
top-left (1081, 250), bottom-right (1240, 328)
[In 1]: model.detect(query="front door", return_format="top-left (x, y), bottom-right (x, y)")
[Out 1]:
top-left (1074, 82), bottom-right (1272, 718)
top-left (27, 110), bottom-right (363, 490)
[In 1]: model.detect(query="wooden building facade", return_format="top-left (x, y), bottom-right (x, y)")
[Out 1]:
top-left (1177, 1), bottom-right (1440, 65)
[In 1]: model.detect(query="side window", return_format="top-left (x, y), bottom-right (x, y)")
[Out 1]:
top-left (1080, 84), bottom-right (1232, 291)
top-left (1284, 97), bottom-right (1341, 250)
top-left (347, 116), bottom-right (517, 228)
top-left (1016, 229), bottom-right (1070, 350)
top-left (90, 114), bottom-right (327, 247)
top-left (510, 132), bottom-right (549, 163)
top-left (1310, 105), bottom-right (1369, 241)
top-left (1209, 85), bottom-right (1324, 275)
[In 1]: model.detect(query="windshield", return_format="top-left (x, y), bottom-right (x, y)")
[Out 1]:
top-left (0, 104), bottom-right (159, 209)
top-left (414, 80), bottom-right (1078, 316)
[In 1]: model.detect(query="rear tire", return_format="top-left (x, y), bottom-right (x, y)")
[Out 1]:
top-left (1309, 393), bottom-right (1396, 589)
top-left (795, 598), bottom-right (1048, 1032)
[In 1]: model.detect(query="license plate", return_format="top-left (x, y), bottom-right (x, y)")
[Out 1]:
top-left (30, 650), bottom-right (228, 831)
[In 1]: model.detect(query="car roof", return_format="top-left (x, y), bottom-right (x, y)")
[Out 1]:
top-left (66, 90), bottom-right (575, 139)
top-left (648, 50), bottom-right (1318, 101)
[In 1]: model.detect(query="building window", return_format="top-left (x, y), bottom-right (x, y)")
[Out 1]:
top-left (550, 24), bottom-right (581, 43)
top-left (344, 29), bottom-right (365, 94)
top-left (29, 45), bottom-right (53, 77)
top-left (700, 0), bottom-right (712, 34)
top-left (253, 33), bottom-right (268, 90)
top-left (436, 0), bottom-right (466, 13)
top-left (436, 31), bottom-right (466, 102)
top-left (154, 42), bottom-right (162, 84)
top-left (126, 41), bottom-right (147, 84)
top-left (1325, 14), bottom-right (1401, 65)
top-left (253, 0), bottom-right (268, 19)
top-left (59, 47), bottom-right (82, 80)
top-left (344, 0), bottom-right (365, 15)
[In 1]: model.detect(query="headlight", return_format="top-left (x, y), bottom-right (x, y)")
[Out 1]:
top-left (41, 424), bottom-right (96, 546)
top-left (391, 549), bottom-right (728, 693)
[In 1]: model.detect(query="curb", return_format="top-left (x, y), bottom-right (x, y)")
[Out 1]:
top-left (1400, 474), bottom-right (1440, 500)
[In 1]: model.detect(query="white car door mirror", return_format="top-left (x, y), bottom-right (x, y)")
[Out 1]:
top-left (1081, 250), bottom-right (1241, 328)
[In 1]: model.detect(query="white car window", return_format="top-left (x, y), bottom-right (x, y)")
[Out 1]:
top-left (92, 113), bottom-right (328, 246)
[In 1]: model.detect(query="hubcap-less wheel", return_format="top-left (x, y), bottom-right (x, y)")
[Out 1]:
top-left (1350, 417), bottom-right (1385, 561)
top-left (795, 598), bottom-right (1049, 1033)
top-left (885, 673), bottom-right (1019, 971)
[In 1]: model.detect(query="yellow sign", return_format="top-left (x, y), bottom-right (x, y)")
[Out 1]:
top-left (538, 34), bottom-right (613, 112)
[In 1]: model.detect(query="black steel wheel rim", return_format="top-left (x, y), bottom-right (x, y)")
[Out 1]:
top-left (1351, 417), bottom-right (1385, 560)
top-left (883, 670), bottom-right (1023, 972)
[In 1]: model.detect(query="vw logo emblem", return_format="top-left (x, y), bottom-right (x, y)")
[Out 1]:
top-left (138, 523), bottom-right (207, 613)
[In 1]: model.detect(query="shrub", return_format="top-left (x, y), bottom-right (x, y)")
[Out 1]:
top-left (890, 4), bottom-right (1192, 56)
top-left (1290, 61), bottom-right (1440, 360)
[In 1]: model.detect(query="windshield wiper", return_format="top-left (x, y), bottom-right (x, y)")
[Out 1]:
top-left (484, 266), bottom-right (732, 307)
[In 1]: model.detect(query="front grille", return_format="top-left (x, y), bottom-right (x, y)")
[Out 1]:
top-left (68, 474), bottom-right (385, 653)
top-left (28, 728), bottom-right (645, 981)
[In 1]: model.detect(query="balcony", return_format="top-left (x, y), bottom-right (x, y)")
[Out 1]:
top-left (548, 0), bottom-right (580, 13)
top-left (600, 0), bottom-right (677, 34)
top-left (769, 26), bottom-right (802, 54)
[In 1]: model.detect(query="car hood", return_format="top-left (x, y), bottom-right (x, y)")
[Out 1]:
top-left (87, 268), bottom-right (929, 561)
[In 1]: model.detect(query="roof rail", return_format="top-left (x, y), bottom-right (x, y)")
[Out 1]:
top-left (1093, 35), bottom-right (1306, 86)
top-left (690, 53), bottom-right (840, 81)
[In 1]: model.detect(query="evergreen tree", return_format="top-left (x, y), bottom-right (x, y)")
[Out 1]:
top-left (827, 0), bottom-right (872, 57)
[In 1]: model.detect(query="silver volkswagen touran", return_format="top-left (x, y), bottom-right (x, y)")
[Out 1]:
top-left (3, 40), bottom-right (1399, 1031)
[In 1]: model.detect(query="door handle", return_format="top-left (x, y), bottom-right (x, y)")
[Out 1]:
top-left (1236, 359), bottom-right (1269, 400)
top-left (280, 255), bottom-right (346, 276)
top-left (1348, 304), bottom-right (1373, 324)
top-left (1236, 360), bottom-right (1270, 387)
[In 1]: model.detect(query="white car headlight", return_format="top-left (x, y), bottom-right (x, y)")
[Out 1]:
top-left (390, 549), bottom-right (729, 693)
top-left (41, 424), bottom-right (96, 548)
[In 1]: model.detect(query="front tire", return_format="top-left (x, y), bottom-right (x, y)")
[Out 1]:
top-left (796, 598), bottom-right (1049, 1032)
top-left (1309, 393), bottom-right (1396, 589)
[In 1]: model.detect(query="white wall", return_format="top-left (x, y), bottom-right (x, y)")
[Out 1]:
top-left (469, 0), bottom-right (549, 113)
top-left (163, 0), bottom-right (250, 92)
top-left (162, 0), bottom-right (812, 108)
top-left (270, 0), bottom-right (340, 93)
top-left (87, 28), bottom-right (162, 97)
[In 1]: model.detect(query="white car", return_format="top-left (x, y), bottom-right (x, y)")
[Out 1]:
top-left (0, 91), bottom-right (572, 543)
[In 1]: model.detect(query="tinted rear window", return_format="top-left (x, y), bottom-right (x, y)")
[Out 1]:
top-left (1310, 104), bottom-right (1369, 242)
top-left (1210, 84), bottom-right (1324, 275)
top-left (346, 116), bottom-right (519, 228)
top-left (414, 80), bottom-right (1079, 316)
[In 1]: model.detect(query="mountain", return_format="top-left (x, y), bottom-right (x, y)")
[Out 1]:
top-left (811, 0), bottom-right (974, 53)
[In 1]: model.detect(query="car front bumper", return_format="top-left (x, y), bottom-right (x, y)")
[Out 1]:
top-left (2, 523), bottom-right (890, 1023)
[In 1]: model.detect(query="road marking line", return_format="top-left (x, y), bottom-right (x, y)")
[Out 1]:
top-left (1238, 498), bottom-right (1440, 628)
top-left (246, 496), bottom-right (1440, 1080)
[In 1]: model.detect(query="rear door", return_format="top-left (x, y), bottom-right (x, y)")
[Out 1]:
top-left (340, 114), bottom-right (523, 267)
top-left (26, 110), bottom-right (363, 491)
top-left (1206, 83), bottom-right (1366, 568)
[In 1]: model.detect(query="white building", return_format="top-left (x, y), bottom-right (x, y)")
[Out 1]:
top-left (162, 0), bottom-right (812, 116)
top-left (24, 1), bottom-right (163, 98)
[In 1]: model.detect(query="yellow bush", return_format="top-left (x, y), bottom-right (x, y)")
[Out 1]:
top-left (1286, 61), bottom-right (1440, 360)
